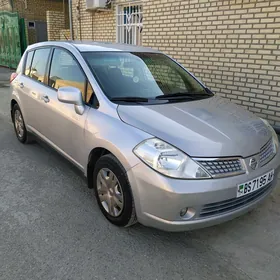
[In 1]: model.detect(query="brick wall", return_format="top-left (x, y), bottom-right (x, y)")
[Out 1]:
top-left (13, 0), bottom-right (65, 21)
top-left (72, 0), bottom-right (115, 41)
top-left (27, 28), bottom-right (37, 45)
top-left (9, 0), bottom-right (69, 43)
top-left (47, 11), bottom-right (65, 41)
top-left (71, 0), bottom-right (280, 125)
top-left (0, 0), bottom-right (12, 11)
top-left (1, 0), bottom-right (68, 24)
top-left (60, 29), bottom-right (71, 40)
top-left (143, 0), bottom-right (280, 125)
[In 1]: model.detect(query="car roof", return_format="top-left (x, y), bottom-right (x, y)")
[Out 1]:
top-left (27, 41), bottom-right (161, 53)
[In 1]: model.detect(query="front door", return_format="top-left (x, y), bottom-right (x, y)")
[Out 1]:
top-left (37, 48), bottom-right (92, 169)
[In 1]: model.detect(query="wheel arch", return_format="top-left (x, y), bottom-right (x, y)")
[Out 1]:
top-left (10, 94), bottom-right (26, 124)
top-left (87, 147), bottom-right (120, 189)
top-left (86, 139), bottom-right (141, 189)
top-left (10, 99), bottom-right (18, 120)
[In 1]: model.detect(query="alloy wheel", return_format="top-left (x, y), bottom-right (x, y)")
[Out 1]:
top-left (14, 110), bottom-right (24, 138)
top-left (96, 168), bottom-right (124, 217)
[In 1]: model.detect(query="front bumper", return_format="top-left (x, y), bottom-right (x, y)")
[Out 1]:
top-left (127, 150), bottom-right (280, 232)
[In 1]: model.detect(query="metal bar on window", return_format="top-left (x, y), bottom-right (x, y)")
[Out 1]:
top-left (116, 2), bottom-right (142, 45)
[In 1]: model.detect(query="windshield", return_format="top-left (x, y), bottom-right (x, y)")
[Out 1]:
top-left (82, 51), bottom-right (208, 102)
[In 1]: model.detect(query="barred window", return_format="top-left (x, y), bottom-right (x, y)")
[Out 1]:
top-left (116, 3), bottom-right (143, 45)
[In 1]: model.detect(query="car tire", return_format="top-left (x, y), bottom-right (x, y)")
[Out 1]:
top-left (93, 154), bottom-right (137, 227)
top-left (12, 104), bottom-right (34, 144)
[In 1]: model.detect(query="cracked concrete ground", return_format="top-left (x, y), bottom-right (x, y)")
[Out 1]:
top-left (0, 67), bottom-right (280, 280)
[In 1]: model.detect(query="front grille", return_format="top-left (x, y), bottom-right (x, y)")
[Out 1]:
top-left (260, 138), bottom-right (275, 166)
top-left (197, 158), bottom-right (245, 177)
top-left (199, 182), bottom-right (273, 218)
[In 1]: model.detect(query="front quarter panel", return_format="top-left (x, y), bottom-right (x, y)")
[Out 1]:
top-left (83, 105), bottom-right (152, 175)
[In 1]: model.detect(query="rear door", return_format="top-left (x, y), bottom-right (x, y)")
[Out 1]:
top-left (14, 50), bottom-right (34, 122)
top-left (19, 47), bottom-right (51, 131)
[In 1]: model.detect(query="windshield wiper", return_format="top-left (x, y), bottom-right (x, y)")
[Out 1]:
top-left (155, 92), bottom-right (195, 100)
top-left (155, 91), bottom-right (213, 100)
top-left (110, 96), bottom-right (149, 102)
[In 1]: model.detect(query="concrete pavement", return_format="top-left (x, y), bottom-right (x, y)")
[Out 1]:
top-left (1, 67), bottom-right (280, 280)
top-left (0, 67), bottom-right (12, 118)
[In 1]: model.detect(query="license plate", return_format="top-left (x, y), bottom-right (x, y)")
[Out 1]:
top-left (237, 170), bottom-right (274, 198)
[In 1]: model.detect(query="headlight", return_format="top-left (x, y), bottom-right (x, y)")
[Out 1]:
top-left (261, 118), bottom-right (279, 153)
top-left (133, 138), bottom-right (210, 179)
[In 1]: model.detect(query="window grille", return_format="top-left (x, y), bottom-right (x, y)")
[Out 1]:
top-left (116, 3), bottom-right (143, 45)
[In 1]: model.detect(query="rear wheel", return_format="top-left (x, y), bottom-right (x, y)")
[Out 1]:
top-left (93, 154), bottom-right (137, 227)
top-left (12, 104), bottom-right (33, 144)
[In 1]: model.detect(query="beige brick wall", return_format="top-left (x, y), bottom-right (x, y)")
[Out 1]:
top-left (27, 28), bottom-right (37, 45)
top-left (0, 0), bottom-right (12, 11)
top-left (47, 11), bottom-right (65, 41)
top-left (13, 0), bottom-right (65, 21)
top-left (72, 0), bottom-right (115, 41)
top-left (143, 0), bottom-right (280, 125)
top-left (1, 0), bottom-right (69, 44)
top-left (11, 0), bottom-right (69, 43)
top-left (60, 28), bottom-right (71, 40)
top-left (72, 0), bottom-right (280, 125)
top-left (0, 0), bottom-right (68, 23)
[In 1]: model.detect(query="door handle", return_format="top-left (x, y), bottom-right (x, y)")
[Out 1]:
top-left (19, 82), bottom-right (24, 88)
top-left (42, 95), bottom-right (50, 103)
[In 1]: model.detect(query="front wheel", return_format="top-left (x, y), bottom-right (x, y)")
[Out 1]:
top-left (93, 154), bottom-right (137, 227)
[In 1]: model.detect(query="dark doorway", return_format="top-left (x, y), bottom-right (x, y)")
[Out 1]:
top-left (35, 21), bottom-right (48, 42)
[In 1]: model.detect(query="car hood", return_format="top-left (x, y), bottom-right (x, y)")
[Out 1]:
top-left (117, 96), bottom-right (271, 158)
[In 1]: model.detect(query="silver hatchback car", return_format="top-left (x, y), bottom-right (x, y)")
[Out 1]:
top-left (10, 41), bottom-right (280, 231)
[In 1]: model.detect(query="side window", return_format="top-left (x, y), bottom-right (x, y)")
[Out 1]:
top-left (49, 48), bottom-right (87, 101)
top-left (29, 48), bottom-right (50, 83)
top-left (24, 51), bottom-right (34, 76)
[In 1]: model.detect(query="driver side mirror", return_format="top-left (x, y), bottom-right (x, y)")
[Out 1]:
top-left (57, 86), bottom-right (85, 115)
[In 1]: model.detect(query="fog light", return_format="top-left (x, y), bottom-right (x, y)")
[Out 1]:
top-left (180, 207), bottom-right (188, 217)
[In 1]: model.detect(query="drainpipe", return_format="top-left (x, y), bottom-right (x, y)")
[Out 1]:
top-left (68, 0), bottom-right (74, 40)
top-left (9, 0), bottom-right (13, 11)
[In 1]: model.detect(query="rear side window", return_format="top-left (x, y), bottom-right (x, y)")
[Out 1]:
top-left (48, 48), bottom-right (87, 101)
top-left (29, 48), bottom-right (50, 84)
top-left (16, 56), bottom-right (24, 74)
top-left (24, 51), bottom-right (34, 76)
